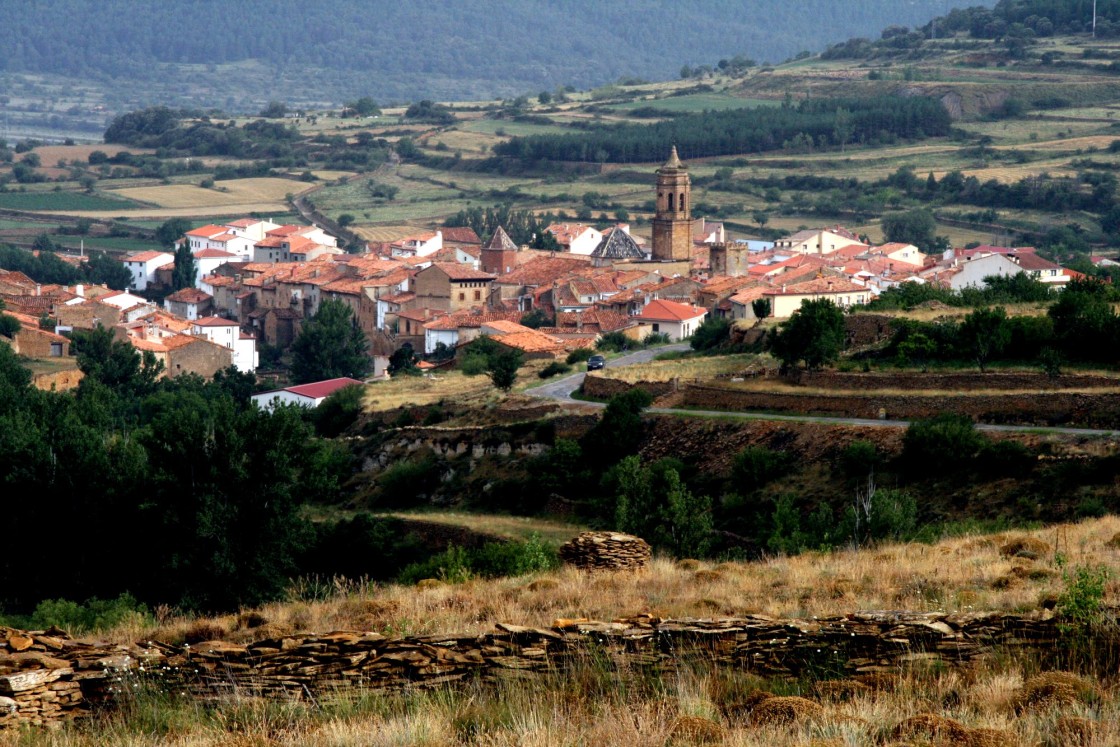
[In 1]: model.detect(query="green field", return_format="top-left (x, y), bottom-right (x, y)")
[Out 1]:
top-left (606, 93), bottom-right (778, 113)
top-left (0, 191), bottom-right (141, 212)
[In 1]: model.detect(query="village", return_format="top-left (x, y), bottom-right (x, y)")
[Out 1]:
top-left (0, 148), bottom-right (1092, 397)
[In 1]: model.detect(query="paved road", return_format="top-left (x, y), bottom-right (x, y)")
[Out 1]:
top-left (525, 345), bottom-right (1120, 438)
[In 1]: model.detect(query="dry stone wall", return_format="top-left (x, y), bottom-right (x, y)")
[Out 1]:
top-left (2, 609), bottom-right (1106, 729)
top-left (681, 383), bottom-right (1120, 428)
top-left (580, 375), bottom-right (675, 400)
top-left (785, 370), bottom-right (1120, 392)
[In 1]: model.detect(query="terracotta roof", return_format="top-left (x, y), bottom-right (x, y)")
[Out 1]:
top-left (492, 329), bottom-right (566, 354)
top-left (165, 288), bottom-right (212, 304)
top-left (126, 250), bottom-right (173, 263)
top-left (429, 262), bottom-right (496, 281)
top-left (266, 225), bottom-right (309, 237)
top-left (194, 248), bottom-right (237, 259)
top-left (203, 274), bottom-right (236, 287)
top-left (398, 308), bottom-right (442, 323)
top-left (193, 315), bottom-right (239, 327)
top-left (185, 225), bottom-right (228, 238)
top-left (495, 256), bottom-right (591, 287)
top-left (226, 218), bottom-right (261, 228)
top-left (441, 226), bottom-right (482, 245)
top-left (0, 270), bottom-right (37, 289)
top-left (763, 277), bottom-right (867, 296)
top-left (423, 310), bottom-right (521, 331)
top-left (1011, 252), bottom-right (1063, 272)
top-left (381, 292), bottom-right (415, 305)
top-left (546, 223), bottom-right (597, 246)
top-left (635, 299), bottom-right (707, 322)
top-left (481, 320), bottom-right (531, 334)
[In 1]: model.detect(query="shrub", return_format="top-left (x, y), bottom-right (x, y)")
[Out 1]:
top-left (839, 440), bottom-right (880, 478)
top-left (398, 537), bottom-right (557, 584)
top-left (310, 383), bottom-right (364, 437)
top-left (376, 456), bottom-right (441, 506)
top-left (643, 331), bottom-right (671, 346)
top-left (566, 347), bottom-right (594, 364)
top-left (690, 317), bottom-right (731, 351)
top-left (538, 361), bottom-right (572, 379)
top-left (596, 331), bottom-right (636, 352)
top-left (730, 446), bottom-right (790, 493)
top-left (10, 594), bottom-right (151, 635)
top-left (459, 353), bottom-right (489, 376)
top-left (901, 414), bottom-right (988, 476)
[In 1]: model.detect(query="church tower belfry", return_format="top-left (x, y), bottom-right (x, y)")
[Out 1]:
top-left (651, 146), bottom-right (693, 261)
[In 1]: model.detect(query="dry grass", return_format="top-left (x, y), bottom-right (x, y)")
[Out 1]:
top-left (363, 371), bottom-right (500, 412)
top-left (373, 511), bottom-right (587, 546)
top-left (597, 354), bottom-right (758, 383)
top-left (6, 656), bottom-right (1119, 746)
top-left (93, 515), bottom-right (1120, 649)
top-left (110, 177), bottom-right (310, 209)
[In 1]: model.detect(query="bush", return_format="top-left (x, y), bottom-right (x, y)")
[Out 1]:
top-left (596, 331), bottom-right (637, 353)
top-left (731, 446), bottom-right (790, 493)
top-left (310, 383), bottom-right (364, 437)
top-left (643, 331), bottom-right (672, 346)
top-left (397, 537), bottom-right (558, 584)
top-left (566, 347), bottom-right (594, 364)
top-left (538, 361), bottom-right (572, 379)
top-left (839, 440), bottom-right (880, 478)
top-left (901, 414), bottom-right (988, 476)
top-left (690, 317), bottom-right (731, 351)
top-left (459, 353), bottom-right (489, 376)
top-left (3, 594), bottom-right (151, 635)
top-left (376, 456), bottom-right (441, 506)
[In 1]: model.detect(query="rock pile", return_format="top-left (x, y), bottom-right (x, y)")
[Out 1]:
top-left (558, 531), bottom-right (652, 571)
top-left (0, 626), bottom-right (158, 728)
top-left (0, 609), bottom-right (1109, 730)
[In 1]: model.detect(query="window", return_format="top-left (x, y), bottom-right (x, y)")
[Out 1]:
top-left (652, 323), bottom-right (660, 332)
top-left (458, 292), bottom-right (465, 301)
top-left (50, 343), bottom-right (62, 357)
top-left (474, 290), bottom-right (481, 301)
top-left (668, 193), bottom-right (675, 211)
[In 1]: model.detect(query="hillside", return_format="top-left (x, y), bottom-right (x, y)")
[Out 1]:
top-left (0, 1), bottom-right (990, 133)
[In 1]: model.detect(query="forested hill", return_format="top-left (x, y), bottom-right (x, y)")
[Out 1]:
top-left (1, 0), bottom-right (991, 105)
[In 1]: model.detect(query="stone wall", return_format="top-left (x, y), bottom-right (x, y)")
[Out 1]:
top-left (580, 375), bottom-right (676, 400)
top-left (31, 367), bottom-right (83, 392)
top-left (1, 610), bottom-right (1100, 729)
top-left (787, 370), bottom-right (1120, 392)
top-left (681, 383), bottom-right (1120, 428)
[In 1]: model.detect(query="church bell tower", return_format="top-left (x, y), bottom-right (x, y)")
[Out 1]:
top-left (651, 146), bottom-right (692, 261)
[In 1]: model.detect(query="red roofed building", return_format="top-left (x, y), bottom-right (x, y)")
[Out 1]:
top-left (251, 377), bottom-right (364, 409)
top-left (122, 250), bottom-right (174, 292)
top-left (634, 299), bottom-right (708, 341)
top-left (413, 262), bottom-right (496, 312)
top-left (762, 276), bottom-right (870, 317)
top-left (164, 287), bottom-right (213, 320)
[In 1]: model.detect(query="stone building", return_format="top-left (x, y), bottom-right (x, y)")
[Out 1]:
top-left (651, 146), bottom-right (693, 261)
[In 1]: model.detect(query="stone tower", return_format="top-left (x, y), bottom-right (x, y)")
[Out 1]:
top-left (651, 146), bottom-right (693, 261)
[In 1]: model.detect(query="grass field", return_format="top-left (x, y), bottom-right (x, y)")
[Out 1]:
top-left (109, 177), bottom-right (309, 209)
top-left (599, 353), bottom-right (758, 383)
top-left (605, 93), bottom-right (778, 113)
top-left (363, 370), bottom-right (501, 412)
top-left (373, 511), bottom-right (587, 546)
top-left (0, 191), bottom-right (140, 211)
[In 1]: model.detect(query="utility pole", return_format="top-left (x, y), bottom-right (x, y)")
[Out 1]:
top-left (1094, 0), bottom-right (1098, 38)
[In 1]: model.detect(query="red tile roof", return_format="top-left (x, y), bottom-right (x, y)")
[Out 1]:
top-left (185, 225), bottom-right (228, 238)
top-left (193, 315), bottom-right (239, 327)
top-left (430, 262), bottom-right (496, 281)
top-left (440, 227), bottom-right (482, 245)
top-left (165, 288), bottom-right (212, 304)
top-left (194, 248), bottom-right (237, 259)
top-left (635, 299), bottom-right (707, 322)
top-left (126, 250), bottom-right (173, 263)
top-left (284, 378), bottom-right (365, 399)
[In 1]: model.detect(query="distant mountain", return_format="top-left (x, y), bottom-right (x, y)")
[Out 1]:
top-left (0, 0), bottom-right (994, 107)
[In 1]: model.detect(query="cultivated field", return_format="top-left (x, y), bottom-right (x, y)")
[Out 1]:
top-left (108, 177), bottom-right (311, 209)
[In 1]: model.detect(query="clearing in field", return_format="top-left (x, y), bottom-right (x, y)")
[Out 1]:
top-left (108, 177), bottom-right (311, 209)
top-left (594, 353), bottom-right (757, 383)
top-left (0, 190), bottom-right (141, 212)
top-left (372, 511), bottom-right (587, 546)
top-left (363, 371), bottom-right (501, 412)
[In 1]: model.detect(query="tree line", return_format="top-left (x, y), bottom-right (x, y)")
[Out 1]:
top-left (0, 327), bottom-right (352, 614)
top-left (491, 96), bottom-right (951, 164)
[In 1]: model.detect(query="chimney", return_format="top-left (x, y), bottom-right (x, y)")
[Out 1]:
top-left (36, 284), bottom-right (41, 296)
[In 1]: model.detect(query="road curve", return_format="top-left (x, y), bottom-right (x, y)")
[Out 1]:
top-left (524, 346), bottom-right (1120, 438)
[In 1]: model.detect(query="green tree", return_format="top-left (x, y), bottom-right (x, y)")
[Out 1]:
top-left (770, 298), bottom-right (845, 370)
top-left (171, 243), bottom-right (197, 291)
top-left (751, 298), bottom-right (771, 319)
top-left (0, 313), bottom-right (20, 339)
top-left (348, 97), bottom-right (381, 117)
top-left (487, 346), bottom-right (523, 392)
top-left (612, 456), bottom-right (712, 557)
top-left (690, 316), bottom-right (731, 350)
top-left (83, 250), bottom-right (132, 290)
top-left (155, 218), bottom-right (192, 247)
top-left (881, 208), bottom-right (938, 251)
top-left (833, 107), bottom-right (854, 152)
top-left (580, 388), bottom-right (653, 468)
top-left (70, 326), bottom-right (162, 394)
top-left (520, 309), bottom-right (552, 329)
top-left (289, 299), bottom-right (371, 384)
top-left (958, 307), bottom-right (1009, 372)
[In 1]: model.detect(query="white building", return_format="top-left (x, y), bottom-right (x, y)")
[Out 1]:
top-left (949, 253), bottom-right (1022, 291)
top-left (546, 223), bottom-right (604, 255)
top-left (192, 248), bottom-right (239, 288)
top-left (191, 316), bottom-right (257, 372)
top-left (251, 377), bottom-right (364, 409)
top-left (633, 299), bottom-right (708, 341)
top-left (122, 251), bottom-right (174, 291)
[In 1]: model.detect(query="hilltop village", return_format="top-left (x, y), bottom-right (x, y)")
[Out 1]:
top-left (0, 147), bottom-right (1085, 388)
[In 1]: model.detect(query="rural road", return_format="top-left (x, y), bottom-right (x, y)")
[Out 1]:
top-left (524, 345), bottom-right (1120, 438)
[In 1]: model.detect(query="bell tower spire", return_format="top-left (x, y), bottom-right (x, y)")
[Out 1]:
top-left (652, 145), bottom-right (692, 261)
